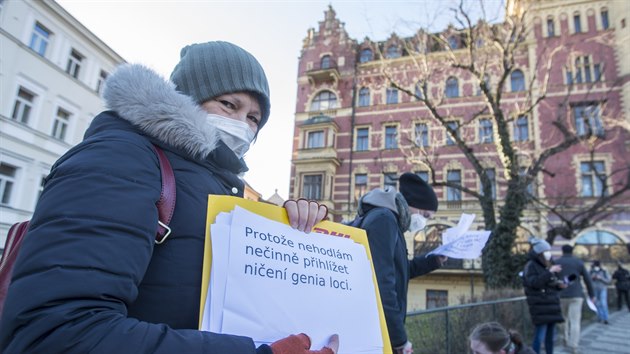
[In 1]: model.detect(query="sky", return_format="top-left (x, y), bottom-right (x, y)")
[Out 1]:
top-left (57, 0), bottom-right (505, 200)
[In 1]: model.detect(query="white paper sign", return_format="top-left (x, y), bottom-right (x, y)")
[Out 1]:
top-left (429, 214), bottom-right (490, 259)
top-left (202, 206), bottom-right (383, 354)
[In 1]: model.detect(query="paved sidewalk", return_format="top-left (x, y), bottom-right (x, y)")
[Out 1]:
top-left (554, 309), bottom-right (630, 354)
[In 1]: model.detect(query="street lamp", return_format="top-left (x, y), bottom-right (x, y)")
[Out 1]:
top-left (463, 257), bottom-right (483, 299)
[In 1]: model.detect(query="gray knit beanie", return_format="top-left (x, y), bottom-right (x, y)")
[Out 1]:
top-left (170, 41), bottom-right (271, 129)
top-left (529, 237), bottom-right (551, 254)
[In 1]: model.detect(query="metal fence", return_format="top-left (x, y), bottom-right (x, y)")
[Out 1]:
top-left (405, 296), bottom-right (533, 354)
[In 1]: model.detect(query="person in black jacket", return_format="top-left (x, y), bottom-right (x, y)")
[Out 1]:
top-left (555, 244), bottom-right (595, 353)
top-left (0, 41), bottom-right (336, 354)
top-left (522, 237), bottom-right (566, 354)
top-left (348, 172), bottom-right (447, 354)
top-left (612, 261), bottom-right (630, 311)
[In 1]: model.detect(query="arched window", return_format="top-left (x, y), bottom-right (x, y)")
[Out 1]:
top-left (511, 69), bottom-right (525, 92)
top-left (359, 48), bottom-right (373, 63)
top-left (310, 90), bottom-right (337, 111)
top-left (358, 87), bottom-right (370, 107)
top-left (320, 55), bottom-right (332, 69)
top-left (445, 77), bottom-right (459, 98)
top-left (574, 230), bottom-right (627, 262)
top-left (386, 45), bottom-right (400, 59)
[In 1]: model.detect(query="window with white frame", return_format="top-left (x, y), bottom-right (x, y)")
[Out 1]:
top-left (573, 13), bottom-right (582, 33)
top-left (445, 77), bottom-right (459, 98)
top-left (445, 121), bottom-right (459, 145)
top-left (415, 81), bottom-right (427, 100)
top-left (320, 55), bottom-right (332, 69)
top-left (573, 103), bottom-right (604, 137)
top-left (477, 74), bottom-right (490, 96)
top-left (415, 171), bottom-right (429, 182)
top-left (354, 174), bottom-right (368, 203)
top-left (567, 56), bottom-right (602, 84)
top-left (386, 45), bottom-right (400, 59)
top-left (386, 87), bottom-right (398, 104)
top-left (383, 173), bottom-right (397, 188)
top-left (513, 115), bottom-right (529, 141)
top-left (359, 48), bottom-right (373, 63)
top-left (519, 167), bottom-right (535, 196)
top-left (310, 90), bottom-right (337, 111)
top-left (29, 22), bottom-right (52, 57)
top-left (306, 130), bottom-right (324, 149)
top-left (302, 174), bottom-right (323, 200)
top-left (510, 70), bottom-right (525, 92)
top-left (480, 168), bottom-right (496, 199)
top-left (355, 127), bottom-right (369, 151)
top-left (547, 17), bottom-right (555, 37)
top-left (479, 119), bottom-right (493, 143)
top-left (426, 289), bottom-right (448, 309)
top-left (415, 123), bottom-right (429, 147)
top-left (11, 87), bottom-right (36, 124)
top-left (358, 87), bottom-right (370, 107)
top-left (384, 125), bottom-right (398, 149)
top-left (66, 49), bottom-right (84, 79)
top-left (580, 161), bottom-right (607, 197)
top-left (51, 107), bottom-right (71, 141)
top-left (0, 162), bottom-right (17, 206)
top-left (448, 36), bottom-right (458, 49)
top-left (446, 169), bottom-right (462, 201)
top-left (96, 70), bottom-right (108, 94)
top-left (601, 9), bottom-right (609, 30)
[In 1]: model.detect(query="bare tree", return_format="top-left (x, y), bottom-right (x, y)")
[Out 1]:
top-left (368, 0), bottom-right (630, 288)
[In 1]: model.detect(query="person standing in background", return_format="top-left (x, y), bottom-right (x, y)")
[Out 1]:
top-left (522, 237), bottom-right (566, 354)
top-left (555, 245), bottom-right (595, 354)
top-left (590, 260), bottom-right (612, 324)
top-left (612, 261), bottom-right (630, 311)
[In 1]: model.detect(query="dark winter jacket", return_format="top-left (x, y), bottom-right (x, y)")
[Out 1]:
top-left (350, 191), bottom-right (441, 349)
top-left (0, 65), bottom-right (261, 353)
top-left (522, 251), bottom-right (564, 325)
top-left (555, 254), bottom-right (595, 299)
top-left (613, 267), bottom-right (630, 291)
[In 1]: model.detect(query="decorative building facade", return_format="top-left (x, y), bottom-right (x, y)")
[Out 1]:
top-left (290, 0), bottom-right (630, 309)
top-left (0, 0), bottom-right (125, 246)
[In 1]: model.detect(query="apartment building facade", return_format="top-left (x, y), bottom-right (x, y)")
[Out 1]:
top-left (290, 0), bottom-right (630, 309)
top-left (0, 0), bottom-right (125, 245)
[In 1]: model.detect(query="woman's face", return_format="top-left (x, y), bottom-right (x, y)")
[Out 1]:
top-left (470, 339), bottom-right (501, 354)
top-left (201, 92), bottom-right (261, 133)
top-left (408, 206), bottom-right (435, 219)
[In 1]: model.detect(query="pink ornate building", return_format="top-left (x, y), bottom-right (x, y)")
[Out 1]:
top-left (290, 0), bottom-right (629, 307)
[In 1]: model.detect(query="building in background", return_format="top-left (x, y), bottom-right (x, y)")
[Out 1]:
top-left (0, 0), bottom-right (125, 247)
top-left (290, 0), bottom-right (629, 309)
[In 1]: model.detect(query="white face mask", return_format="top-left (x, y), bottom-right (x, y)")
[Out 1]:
top-left (206, 114), bottom-right (255, 158)
top-left (409, 214), bottom-right (428, 233)
top-left (543, 251), bottom-right (552, 261)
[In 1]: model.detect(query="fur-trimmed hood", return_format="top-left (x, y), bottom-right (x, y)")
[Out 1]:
top-left (102, 64), bottom-right (220, 159)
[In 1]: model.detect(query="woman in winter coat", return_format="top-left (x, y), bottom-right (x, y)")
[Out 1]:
top-left (0, 41), bottom-right (336, 354)
top-left (522, 238), bottom-right (566, 354)
top-left (590, 260), bottom-right (612, 324)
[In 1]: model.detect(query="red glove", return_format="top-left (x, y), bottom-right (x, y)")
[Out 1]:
top-left (271, 333), bottom-right (335, 354)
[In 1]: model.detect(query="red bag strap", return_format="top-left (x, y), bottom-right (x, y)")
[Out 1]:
top-left (152, 145), bottom-right (176, 244)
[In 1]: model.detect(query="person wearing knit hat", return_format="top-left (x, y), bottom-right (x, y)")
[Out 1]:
top-left (346, 173), bottom-right (446, 354)
top-left (521, 237), bottom-right (566, 354)
top-left (0, 41), bottom-right (335, 354)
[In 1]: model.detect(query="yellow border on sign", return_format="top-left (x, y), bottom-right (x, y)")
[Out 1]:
top-left (198, 195), bottom-right (391, 353)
